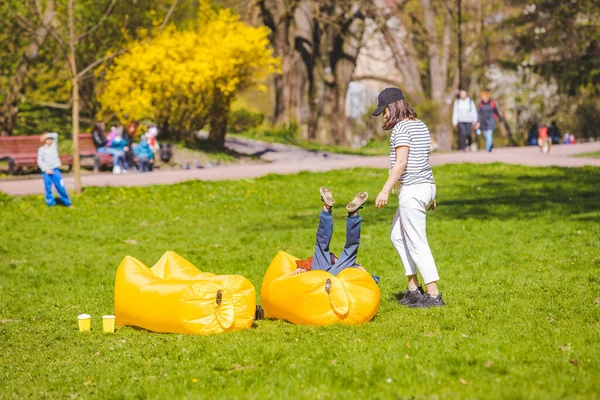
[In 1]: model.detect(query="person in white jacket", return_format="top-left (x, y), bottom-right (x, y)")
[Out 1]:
top-left (452, 90), bottom-right (479, 151)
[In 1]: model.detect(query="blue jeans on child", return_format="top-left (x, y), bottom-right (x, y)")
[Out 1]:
top-left (137, 157), bottom-right (152, 172)
top-left (97, 147), bottom-right (126, 169)
top-left (311, 210), bottom-right (362, 276)
top-left (483, 129), bottom-right (494, 152)
top-left (42, 168), bottom-right (71, 206)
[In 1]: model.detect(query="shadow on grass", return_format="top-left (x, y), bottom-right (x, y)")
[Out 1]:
top-left (437, 167), bottom-right (600, 221)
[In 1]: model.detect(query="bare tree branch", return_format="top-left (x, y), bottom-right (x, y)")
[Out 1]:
top-left (77, 0), bottom-right (179, 79)
top-left (158, 0), bottom-right (179, 33)
top-left (76, 48), bottom-right (128, 79)
top-left (29, 0), bottom-right (42, 18)
top-left (77, 0), bottom-right (116, 41)
top-left (13, 14), bottom-right (37, 34)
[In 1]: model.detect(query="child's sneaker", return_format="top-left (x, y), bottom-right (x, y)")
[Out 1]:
top-left (320, 187), bottom-right (335, 208)
top-left (255, 305), bottom-right (265, 320)
top-left (113, 165), bottom-right (122, 174)
top-left (346, 192), bottom-right (368, 213)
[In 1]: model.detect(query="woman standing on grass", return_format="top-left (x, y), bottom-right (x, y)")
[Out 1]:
top-left (372, 88), bottom-right (445, 308)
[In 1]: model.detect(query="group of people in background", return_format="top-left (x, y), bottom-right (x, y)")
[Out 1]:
top-left (452, 90), bottom-right (578, 154)
top-left (36, 121), bottom-right (168, 206)
top-left (527, 121), bottom-right (576, 154)
top-left (91, 122), bottom-right (158, 174)
top-left (452, 90), bottom-right (503, 153)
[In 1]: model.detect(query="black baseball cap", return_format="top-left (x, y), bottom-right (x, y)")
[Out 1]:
top-left (372, 88), bottom-right (404, 116)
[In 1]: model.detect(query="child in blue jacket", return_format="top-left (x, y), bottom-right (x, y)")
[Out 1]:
top-left (133, 134), bottom-right (155, 172)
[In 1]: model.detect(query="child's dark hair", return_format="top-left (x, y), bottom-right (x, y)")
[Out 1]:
top-left (383, 99), bottom-right (418, 130)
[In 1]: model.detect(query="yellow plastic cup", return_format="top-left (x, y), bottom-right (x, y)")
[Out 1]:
top-left (78, 314), bottom-right (91, 332)
top-left (102, 315), bottom-right (116, 333)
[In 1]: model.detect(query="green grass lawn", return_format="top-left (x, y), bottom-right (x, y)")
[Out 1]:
top-left (1, 164), bottom-right (599, 399)
top-left (575, 151), bottom-right (600, 158)
top-left (237, 130), bottom-right (390, 156)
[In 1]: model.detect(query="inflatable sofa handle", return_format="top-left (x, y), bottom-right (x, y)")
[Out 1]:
top-left (325, 278), bottom-right (350, 319)
top-left (214, 289), bottom-right (235, 331)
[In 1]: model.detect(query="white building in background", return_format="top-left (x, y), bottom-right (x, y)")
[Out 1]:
top-left (345, 82), bottom-right (368, 119)
top-left (345, 7), bottom-right (405, 120)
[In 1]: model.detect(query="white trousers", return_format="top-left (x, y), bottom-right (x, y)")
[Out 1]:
top-left (390, 183), bottom-right (440, 284)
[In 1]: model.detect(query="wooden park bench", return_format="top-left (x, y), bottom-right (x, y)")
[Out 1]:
top-left (0, 135), bottom-right (73, 175)
top-left (78, 133), bottom-right (114, 172)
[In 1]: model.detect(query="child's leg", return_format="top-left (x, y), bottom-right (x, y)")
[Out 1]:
top-left (311, 209), bottom-right (334, 271)
top-left (329, 214), bottom-right (362, 275)
top-left (50, 169), bottom-right (71, 206)
top-left (42, 172), bottom-right (56, 206)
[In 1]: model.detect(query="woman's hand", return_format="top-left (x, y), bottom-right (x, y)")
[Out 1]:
top-left (427, 199), bottom-right (437, 211)
top-left (375, 191), bottom-right (389, 210)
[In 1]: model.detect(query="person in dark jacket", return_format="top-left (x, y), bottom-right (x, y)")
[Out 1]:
top-left (548, 121), bottom-right (561, 145)
top-left (476, 92), bottom-right (503, 152)
top-left (92, 121), bottom-right (126, 174)
top-left (527, 123), bottom-right (539, 146)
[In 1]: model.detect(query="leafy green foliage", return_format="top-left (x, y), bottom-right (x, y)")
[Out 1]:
top-left (228, 109), bottom-right (266, 133)
top-left (1, 164), bottom-right (599, 398)
top-left (504, 0), bottom-right (600, 95)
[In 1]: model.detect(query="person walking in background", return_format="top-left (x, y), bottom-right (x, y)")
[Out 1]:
top-left (452, 90), bottom-right (479, 152)
top-left (92, 121), bottom-right (126, 174)
top-left (548, 121), bottom-right (561, 145)
top-left (37, 132), bottom-right (71, 207)
top-left (372, 88), bottom-right (444, 308)
top-left (538, 124), bottom-right (551, 154)
top-left (476, 92), bottom-right (503, 152)
top-left (133, 134), bottom-right (155, 172)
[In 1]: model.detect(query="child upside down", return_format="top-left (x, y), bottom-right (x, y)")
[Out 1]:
top-left (293, 187), bottom-right (369, 276)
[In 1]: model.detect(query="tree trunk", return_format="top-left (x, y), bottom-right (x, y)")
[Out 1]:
top-left (208, 91), bottom-right (231, 150)
top-left (71, 77), bottom-right (82, 193)
top-left (69, 0), bottom-right (82, 194)
top-left (311, 3), bottom-right (364, 145)
top-left (256, 0), bottom-right (302, 126)
top-left (381, 18), bottom-right (424, 99)
top-left (420, 0), bottom-right (445, 103)
top-left (432, 106), bottom-right (453, 151)
top-left (0, 0), bottom-right (55, 136)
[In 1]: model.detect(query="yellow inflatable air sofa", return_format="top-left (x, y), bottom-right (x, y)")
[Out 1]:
top-left (261, 251), bottom-right (380, 325)
top-left (115, 251), bottom-right (256, 334)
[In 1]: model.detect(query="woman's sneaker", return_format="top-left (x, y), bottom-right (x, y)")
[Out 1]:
top-left (399, 286), bottom-right (425, 306)
top-left (320, 187), bottom-right (335, 208)
top-left (346, 192), bottom-right (368, 213)
top-left (408, 293), bottom-right (446, 308)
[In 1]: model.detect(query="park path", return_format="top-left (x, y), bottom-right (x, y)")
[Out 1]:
top-left (1, 136), bottom-right (599, 196)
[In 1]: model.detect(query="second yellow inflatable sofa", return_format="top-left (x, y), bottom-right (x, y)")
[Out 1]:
top-left (260, 251), bottom-right (381, 326)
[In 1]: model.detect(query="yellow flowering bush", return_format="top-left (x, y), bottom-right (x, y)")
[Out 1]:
top-left (98, 3), bottom-right (278, 147)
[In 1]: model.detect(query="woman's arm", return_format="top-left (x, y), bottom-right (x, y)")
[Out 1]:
top-left (376, 146), bottom-right (409, 209)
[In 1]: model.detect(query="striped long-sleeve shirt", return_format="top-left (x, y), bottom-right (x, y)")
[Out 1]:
top-left (389, 119), bottom-right (435, 186)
